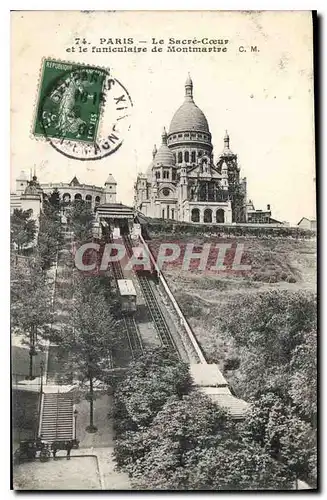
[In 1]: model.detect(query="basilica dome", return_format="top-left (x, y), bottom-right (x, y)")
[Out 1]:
top-left (169, 102), bottom-right (209, 135)
top-left (168, 75), bottom-right (210, 135)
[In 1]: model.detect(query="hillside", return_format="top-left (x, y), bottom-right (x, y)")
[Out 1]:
top-left (147, 235), bottom-right (316, 372)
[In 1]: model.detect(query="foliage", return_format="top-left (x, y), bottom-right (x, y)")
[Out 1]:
top-left (290, 329), bottom-right (317, 425)
top-left (69, 200), bottom-right (94, 243)
top-left (38, 198), bottom-right (63, 269)
top-left (221, 289), bottom-right (317, 401)
top-left (218, 289), bottom-right (317, 486)
top-left (243, 392), bottom-right (317, 488)
top-left (113, 348), bottom-right (193, 436)
top-left (184, 437), bottom-right (292, 491)
top-left (59, 274), bottom-right (119, 428)
top-left (11, 258), bottom-right (53, 376)
top-left (62, 274), bottom-right (120, 382)
top-left (113, 352), bottom-right (293, 490)
top-left (48, 188), bottom-right (61, 211)
top-left (11, 209), bottom-right (36, 253)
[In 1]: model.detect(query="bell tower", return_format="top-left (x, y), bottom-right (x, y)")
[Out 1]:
top-left (16, 171), bottom-right (28, 196)
top-left (104, 174), bottom-right (117, 203)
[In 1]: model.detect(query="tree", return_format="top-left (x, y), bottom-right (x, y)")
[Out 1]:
top-left (290, 329), bottom-right (317, 426)
top-left (48, 188), bottom-right (61, 212)
top-left (113, 348), bottom-right (193, 437)
top-left (186, 437), bottom-right (292, 490)
top-left (11, 258), bottom-right (53, 379)
top-left (38, 199), bottom-right (63, 269)
top-left (125, 391), bottom-right (292, 490)
top-left (11, 209), bottom-right (36, 253)
top-left (61, 274), bottom-right (119, 432)
top-left (127, 392), bottom-right (230, 489)
top-left (243, 392), bottom-right (317, 487)
top-left (220, 289), bottom-right (317, 399)
top-left (69, 200), bottom-right (94, 243)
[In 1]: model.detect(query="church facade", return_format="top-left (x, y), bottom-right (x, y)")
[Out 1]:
top-left (134, 75), bottom-right (247, 224)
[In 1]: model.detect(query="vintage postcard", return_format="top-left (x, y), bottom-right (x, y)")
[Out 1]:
top-left (11, 10), bottom-right (317, 491)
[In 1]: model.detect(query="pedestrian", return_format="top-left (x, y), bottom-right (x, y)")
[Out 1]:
top-left (52, 442), bottom-right (58, 459)
top-left (66, 440), bottom-right (73, 460)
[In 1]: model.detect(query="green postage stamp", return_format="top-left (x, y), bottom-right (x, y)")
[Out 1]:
top-left (33, 59), bottom-right (107, 144)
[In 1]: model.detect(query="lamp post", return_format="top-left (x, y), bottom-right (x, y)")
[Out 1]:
top-left (40, 360), bottom-right (44, 394)
top-left (73, 409), bottom-right (78, 442)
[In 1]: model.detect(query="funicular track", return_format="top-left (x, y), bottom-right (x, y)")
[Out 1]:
top-left (105, 229), bottom-right (144, 359)
top-left (123, 235), bottom-right (181, 358)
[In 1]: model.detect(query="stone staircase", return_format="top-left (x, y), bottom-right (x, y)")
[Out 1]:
top-left (39, 393), bottom-right (73, 442)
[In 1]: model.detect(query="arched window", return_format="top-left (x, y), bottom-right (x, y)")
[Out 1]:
top-left (85, 195), bottom-right (92, 204)
top-left (95, 196), bottom-right (101, 204)
top-left (191, 208), bottom-right (200, 222)
top-left (184, 151), bottom-right (189, 162)
top-left (204, 208), bottom-right (212, 223)
top-left (63, 193), bottom-right (71, 204)
top-left (74, 193), bottom-right (82, 200)
top-left (191, 151), bottom-right (196, 163)
top-left (178, 151), bottom-right (183, 163)
top-left (216, 209), bottom-right (225, 223)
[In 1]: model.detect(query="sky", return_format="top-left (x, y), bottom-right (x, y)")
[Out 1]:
top-left (11, 10), bottom-right (316, 225)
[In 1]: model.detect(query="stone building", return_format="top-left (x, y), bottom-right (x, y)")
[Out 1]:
top-left (134, 75), bottom-right (248, 224)
top-left (10, 172), bottom-right (117, 214)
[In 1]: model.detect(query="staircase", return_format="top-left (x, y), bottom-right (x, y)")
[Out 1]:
top-left (39, 393), bottom-right (73, 442)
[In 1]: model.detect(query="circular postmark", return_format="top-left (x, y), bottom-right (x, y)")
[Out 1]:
top-left (34, 59), bottom-right (133, 161)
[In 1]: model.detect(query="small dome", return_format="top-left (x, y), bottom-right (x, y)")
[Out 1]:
top-left (154, 144), bottom-right (174, 166)
top-left (154, 127), bottom-right (174, 166)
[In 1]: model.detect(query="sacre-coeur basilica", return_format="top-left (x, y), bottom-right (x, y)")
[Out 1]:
top-left (134, 75), bottom-right (276, 225)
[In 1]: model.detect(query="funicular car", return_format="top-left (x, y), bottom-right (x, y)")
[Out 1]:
top-left (117, 279), bottom-right (137, 314)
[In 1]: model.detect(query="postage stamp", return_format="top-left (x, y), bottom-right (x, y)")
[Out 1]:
top-left (33, 59), bottom-right (133, 161)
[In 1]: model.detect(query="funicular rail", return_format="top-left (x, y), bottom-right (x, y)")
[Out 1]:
top-left (105, 230), bottom-right (144, 359)
top-left (123, 235), bottom-right (181, 358)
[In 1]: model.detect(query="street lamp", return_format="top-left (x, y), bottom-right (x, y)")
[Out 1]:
top-left (73, 409), bottom-right (78, 442)
top-left (40, 360), bottom-right (44, 394)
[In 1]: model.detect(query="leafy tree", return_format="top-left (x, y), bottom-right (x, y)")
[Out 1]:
top-left (113, 348), bottom-right (193, 437)
top-left (11, 258), bottom-right (53, 378)
top-left (61, 274), bottom-right (119, 432)
top-left (69, 200), bottom-right (94, 243)
top-left (114, 356), bottom-right (293, 490)
top-left (290, 329), bottom-right (317, 426)
top-left (186, 437), bottom-right (292, 490)
top-left (127, 392), bottom-right (230, 489)
top-left (11, 209), bottom-right (36, 253)
top-left (221, 290), bottom-right (316, 399)
top-left (123, 391), bottom-right (292, 491)
top-left (48, 188), bottom-right (61, 212)
top-left (244, 392), bottom-right (316, 487)
top-left (38, 199), bottom-right (63, 269)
